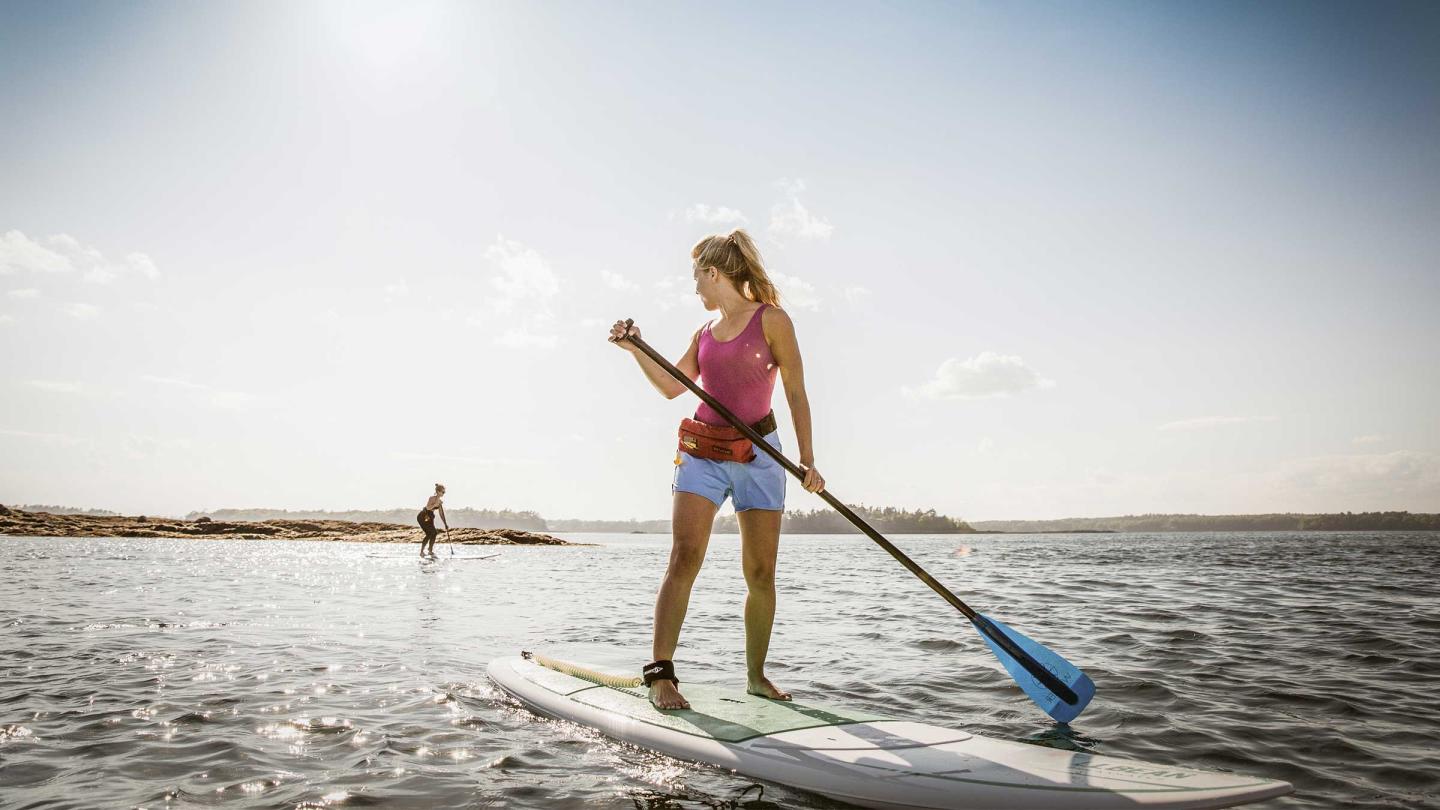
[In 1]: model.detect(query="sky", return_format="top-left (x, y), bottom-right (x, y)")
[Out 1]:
top-left (2, 0), bottom-right (1438, 521)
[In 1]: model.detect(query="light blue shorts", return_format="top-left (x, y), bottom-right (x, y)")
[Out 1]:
top-left (672, 431), bottom-right (786, 512)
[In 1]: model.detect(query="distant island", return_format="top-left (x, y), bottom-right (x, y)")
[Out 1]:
top-left (0, 505), bottom-right (576, 545)
top-left (970, 512), bottom-right (1440, 533)
top-left (189, 507), bottom-right (549, 531)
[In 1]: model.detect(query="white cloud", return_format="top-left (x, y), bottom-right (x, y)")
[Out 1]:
top-left (26, 380), bottom-right (83, 394)
top-left (684, 204), bottom-right (748, 225)
top-left (843, 286), bottom-right (872, 308)
top-left (485, 235), bottom-right (559, 305)
top-left (122, 433), bottom-right (194, 460)
top-left (475, 235), bottom-right (561, 347)
top-left (47, 233), bottom-right (103, 264)
top-left (601, 269), bottom-right (639, 292)
top-left (768, 179), bottom-right (833, 240)
top-left (84, 265), bottom-right (118, 284)
top-left (7, 288), bottom-right (40, 299)
top-left (1272, 451), bottom-right (1440, 509)
top-left (495, 329), bottom-right (560, 349)
top-left (0, 230), bottom-right (72, 274)
top-left (85, 251), bottom-right (159, 284)
top-left (208, 391), bottom-right (259, 410)
top-left (126, 252), bottom-right (161, 280)
top-left (141, 375), bottom-right (209, 391)
top-left (904, 353), bottom-right (1054, 400)
top-left (771, 272), bottom-right (821, 311)
top-left (652, 275), bottom-right (695, 311)
top-left (141, 375), bottom-right (258, 410)
top-left (383, 279), bottom-right (409, 300)
top-left (1351, 434), bottom-right (1387, 446)
top-left (0, 314), bottom-right (13, 325)
top-left (775, 178), bottom-right (805, 196)
top-left (0, 428), bottom-right (82, 446)
top-left (0, 231), bottom-right (160, 284)
top-left (62, 302), bottom-right (100, 320)
top-left (1157, 416), bottom-right (1278, 432)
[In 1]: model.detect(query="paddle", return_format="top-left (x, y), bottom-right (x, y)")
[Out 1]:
top-left (613, 320), bottom-right (1095, 723)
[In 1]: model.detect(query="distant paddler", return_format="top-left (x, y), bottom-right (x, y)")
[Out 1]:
top-left (417, 483), bottom-right (449, 558)
top-left (609, 229), bottom-right (825, 711)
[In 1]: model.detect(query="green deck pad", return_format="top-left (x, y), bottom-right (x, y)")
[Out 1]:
top-left (571, 682), bottom-right (893, 743)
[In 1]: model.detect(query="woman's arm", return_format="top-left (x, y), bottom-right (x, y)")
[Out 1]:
top-left (764, 308), bottom-right (825, 493)
top-left (609, 321), bottom-right (700, 400)
top-left (437, 504), bottom-right (448, 529)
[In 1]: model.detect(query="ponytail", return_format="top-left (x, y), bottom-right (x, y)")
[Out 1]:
top-left (691, 229), bottom-right (781, 306)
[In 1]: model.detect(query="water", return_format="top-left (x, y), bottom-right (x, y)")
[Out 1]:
top-left (1, 531), bottom-right (1437, 809)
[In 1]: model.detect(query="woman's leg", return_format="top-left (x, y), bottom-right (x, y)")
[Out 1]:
top-left (650, 491), bottom-right (718, 709)
top-left (737, 507), bottom-right (790, 700)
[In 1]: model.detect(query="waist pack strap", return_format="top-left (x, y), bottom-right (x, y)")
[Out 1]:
top-left (749, 411), bottom-right (777, 436)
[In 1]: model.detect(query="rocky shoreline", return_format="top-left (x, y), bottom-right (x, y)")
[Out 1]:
top-left (0, 506), bottom-right (577, 545)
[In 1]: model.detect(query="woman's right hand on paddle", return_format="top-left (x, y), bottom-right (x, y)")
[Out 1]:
top-left (609, 320), bottom-right (639, 351)
top-left (800, 463), bottom-right (826, 494)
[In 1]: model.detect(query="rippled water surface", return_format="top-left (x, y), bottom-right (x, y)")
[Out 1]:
top-left (2, 532), bottom-right (1437, 809)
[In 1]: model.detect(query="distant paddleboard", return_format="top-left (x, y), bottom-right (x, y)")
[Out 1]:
top-left (365, 553), bottom-right (500, 561)
top-left (489, 655), bottom-right (1291, 810)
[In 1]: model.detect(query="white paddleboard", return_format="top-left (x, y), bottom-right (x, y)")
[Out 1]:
top-left (488, 655), bottom-right (1291, 810)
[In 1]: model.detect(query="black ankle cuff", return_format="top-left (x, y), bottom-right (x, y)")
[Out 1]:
top-left (642, 659), bottom-right (679, 686)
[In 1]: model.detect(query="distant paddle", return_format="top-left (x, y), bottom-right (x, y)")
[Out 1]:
top-left (614, 320), bottom-right (1095, 723)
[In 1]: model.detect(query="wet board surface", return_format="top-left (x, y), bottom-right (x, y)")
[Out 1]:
top-left (489, 656), bottom-right (1293, 810)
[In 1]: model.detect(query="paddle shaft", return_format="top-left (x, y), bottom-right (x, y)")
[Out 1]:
top-left (617, 322), bottom-right (1077, 705)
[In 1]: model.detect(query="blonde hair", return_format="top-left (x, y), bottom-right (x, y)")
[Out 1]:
top-left (691, 229), bottom-right (780, 306)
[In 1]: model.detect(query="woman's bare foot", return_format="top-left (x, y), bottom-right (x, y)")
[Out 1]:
top-left (747, 675), bottom-right (791, 701)
top-left (648, 680), bottom-right (690, 710)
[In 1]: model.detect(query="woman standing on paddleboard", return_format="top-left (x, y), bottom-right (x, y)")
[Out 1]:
top-left (417, 483), bottom-right (448, 558)
top-left (609, 229), bottom-right (825, 710)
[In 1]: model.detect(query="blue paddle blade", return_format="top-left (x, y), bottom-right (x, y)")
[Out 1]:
top-left (972, 613), bottom-right (1096, 724)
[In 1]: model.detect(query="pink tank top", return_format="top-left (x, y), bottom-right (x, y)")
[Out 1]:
top-left (695, 304), bottom-right (778, 428)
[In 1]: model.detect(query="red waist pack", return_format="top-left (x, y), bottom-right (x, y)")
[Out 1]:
top-left (677, 418), bottom-right (755, 463)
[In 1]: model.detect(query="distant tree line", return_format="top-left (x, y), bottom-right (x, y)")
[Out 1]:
top-left (548, 518), bottom-right (672, 533)
top-left (969, 512), bottom-right (1440, 533)
top-left (14, 504), bottom-right (120, 517)
top-left (715, 505), bottom-right (975, 534)
top-left (186, 508), bottom-right (547, 531)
